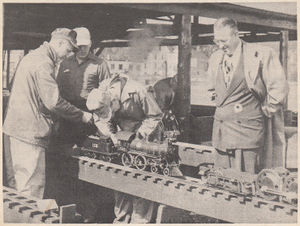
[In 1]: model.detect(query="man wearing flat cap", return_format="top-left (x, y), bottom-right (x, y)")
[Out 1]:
top-left (55, 27), bottom-right (111, 222)
top-left (3, 28), bottom-right (93, 199)
top-left (87, 75), bottom-right (163, 223)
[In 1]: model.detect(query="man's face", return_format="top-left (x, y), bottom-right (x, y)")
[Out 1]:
top-left (76, 44), bottom-right (91, 59)
top-left (57, 40), bottom-right (74, 61)
top-left (213, 26), bottom-right (239, 55)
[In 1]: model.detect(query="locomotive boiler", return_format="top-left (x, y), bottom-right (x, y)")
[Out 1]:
top-left (77, 130), bottom-right (180, 176)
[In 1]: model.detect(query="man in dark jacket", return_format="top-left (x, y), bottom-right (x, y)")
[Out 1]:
top-left (3, 28), bottom-right (93, 199)
top-left (54, 27), bottom-right (112, 222)
top-left (55, 27), bottom-right (111, 145)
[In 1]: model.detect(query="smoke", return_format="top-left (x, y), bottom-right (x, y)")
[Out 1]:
top-left (128, 26), bottom-right (161, 63)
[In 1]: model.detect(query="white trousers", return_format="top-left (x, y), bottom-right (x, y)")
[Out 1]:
top-left (9, 136), bottom-right (46, 199)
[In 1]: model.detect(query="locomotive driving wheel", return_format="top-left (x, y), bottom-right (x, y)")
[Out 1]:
top-left (121, 153), bottom-right (133, 167)
top-left (159, 159), bottom-right (170, 176)
top-left (134, 155), bottom-right (147, 171)
top-left (151, 165), bottom-right (158, 173)
top-left (163, 167), bottom-right (170, 176)
top-left (104, 156), bottom-right (112, 162)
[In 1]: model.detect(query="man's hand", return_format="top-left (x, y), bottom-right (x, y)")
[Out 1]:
top-left (261, 105), bottom-right (276, 118)
top-left (82, 111), bottom-right (93, 124)
top-left (136, 130), bottom-right (150, 141)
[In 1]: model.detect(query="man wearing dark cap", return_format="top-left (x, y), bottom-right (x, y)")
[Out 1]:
top-left (3, 28), bottom-right (93, 199)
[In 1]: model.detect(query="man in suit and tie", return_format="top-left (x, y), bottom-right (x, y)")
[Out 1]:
top-left (208, 17), bottom-right (288, 173)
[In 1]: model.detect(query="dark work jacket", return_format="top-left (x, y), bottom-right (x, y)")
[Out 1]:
top-left (54, 53), bottom-right (111, 146)
top-left (212, 50), bottom-right (265, 151)
top-left (56, 53), bottom-right (111, 111)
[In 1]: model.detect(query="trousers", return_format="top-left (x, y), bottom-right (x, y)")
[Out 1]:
top-left (214, 148), bottom-right (261, 173)
top-left (113, 191), bottom-right (156, 224)
top-left (8, 136), bottom-right (46, 199)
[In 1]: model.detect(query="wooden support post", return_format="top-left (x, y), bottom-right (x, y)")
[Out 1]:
top-left (279, 30), bottom-right (289, 110)
top-left (174, 14), bottom-right (192, 142)
top-left (194, 16), bottom-right (199, 24)
top-left (6, 50), bottom-right (10, 89)
top-left (2, 50), bottom-right (6, 72)
top-left (192, 16), bottom-right (199, 43)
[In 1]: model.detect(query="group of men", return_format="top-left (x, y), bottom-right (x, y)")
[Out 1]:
top-left (3, 17), bottom-right (288, 223)
top-left (3, 26), bottom-right (162, 223)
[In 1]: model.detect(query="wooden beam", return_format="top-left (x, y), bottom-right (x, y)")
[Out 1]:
top-left (124, 3), bottom-right (296, 31)
top-left (174, 14), bottom-right (192, 142)
top-left (96, 31), bottom-right (297, 49)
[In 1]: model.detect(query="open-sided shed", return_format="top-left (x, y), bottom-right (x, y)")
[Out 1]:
top-left (3, 3), bottom-right (297, 140)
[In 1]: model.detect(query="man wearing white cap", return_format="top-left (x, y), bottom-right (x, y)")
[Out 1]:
top-left (54, 27), bottom-right (112, 222)
top-left (56, 27), bottom-right (111, 145)
top-left (3, 28), bottom-right (93, 199)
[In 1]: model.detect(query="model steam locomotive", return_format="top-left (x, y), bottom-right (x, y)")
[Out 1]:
top-left (75, 108), bottom-right (297, 206)
top-left (76, 131), bottom-right (297, 206)
top-left (205, 167), bottom-right (298, 206)
top-left (77, 129), bottom-right (180, 176)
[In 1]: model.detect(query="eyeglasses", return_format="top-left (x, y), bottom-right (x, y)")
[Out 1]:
top-left (213, 37), bottom-right (234, 46)
top-left (213, 32), bottom-right (238, 46)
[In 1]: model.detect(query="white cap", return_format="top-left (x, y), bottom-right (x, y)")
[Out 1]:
top-left (73, 27), bottom-right (91, 46)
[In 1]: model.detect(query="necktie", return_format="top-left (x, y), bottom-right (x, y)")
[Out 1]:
top-left (223, 59), bottom-right (233, 88)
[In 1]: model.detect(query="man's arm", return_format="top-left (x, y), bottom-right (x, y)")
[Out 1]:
top-left (136, 87), bottom-right (163, 139)
top-left (261, 48), bottom-right (289, 117)
top-left (35, 62), bottom-right (91, 122)
top-left (207, 50), bottom-right (223, 100)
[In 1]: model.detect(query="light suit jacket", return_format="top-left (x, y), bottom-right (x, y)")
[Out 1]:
top-left (208, 40), bottom-right (289, 168)
top-left (3, 42), bottom-right (84, 148)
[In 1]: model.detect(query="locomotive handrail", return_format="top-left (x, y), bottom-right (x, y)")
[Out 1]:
top-left (67, 154), bottom-right (297, 223)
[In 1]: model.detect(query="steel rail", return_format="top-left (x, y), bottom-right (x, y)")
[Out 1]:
top-left (69, 155), bottom-right (297, 223)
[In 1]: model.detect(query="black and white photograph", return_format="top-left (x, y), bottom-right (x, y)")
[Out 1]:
top-left (2, 1), bottom-right (298, 224)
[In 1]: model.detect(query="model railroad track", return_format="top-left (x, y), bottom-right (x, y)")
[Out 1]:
top-left (3, 186), bottom-right (77, 223)
top-left (69, 154), bottom-right (297, 223)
